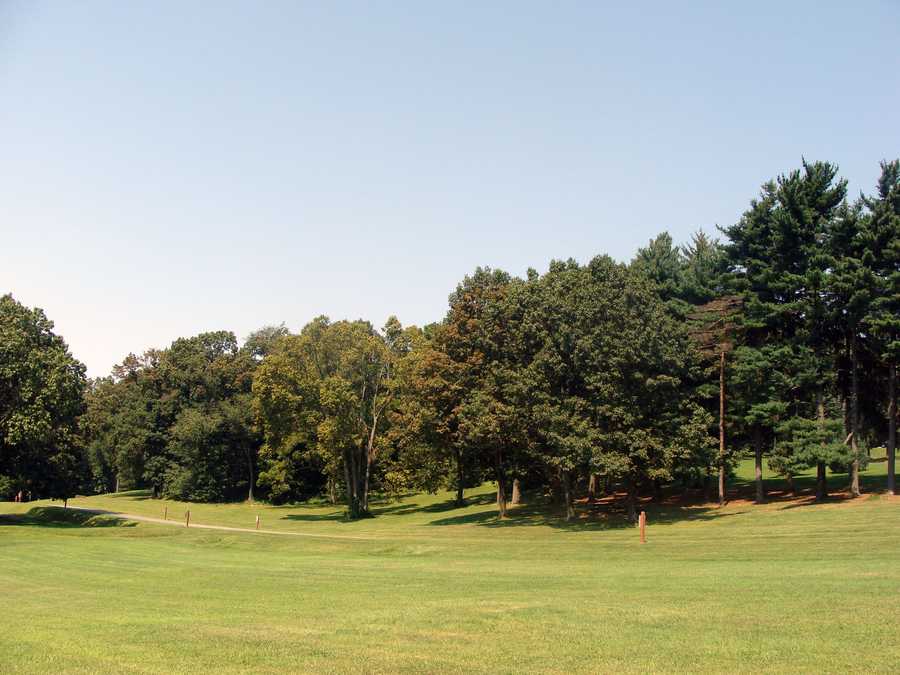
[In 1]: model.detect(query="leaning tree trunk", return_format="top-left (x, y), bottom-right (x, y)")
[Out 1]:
top-left (753, 426), bottom-right (765, 504)
top-left (361, 418), bottom-right (380, 515)
top-left (816, 392), bottom-right (828, 502)
top-left (888, 364), bottom-right (896, 496)
top-left (511, 478), bottom-right (522, 505)
top-left (718, 350), bottom-right (727, 505)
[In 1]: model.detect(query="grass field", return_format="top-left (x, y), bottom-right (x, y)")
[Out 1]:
top-left (1, 455), bottom-right (898, 673)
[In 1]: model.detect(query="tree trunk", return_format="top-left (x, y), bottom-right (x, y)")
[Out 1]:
top-left (626, 476), bottom-right (638, 523)
top-left (246, 449), bottom-right (255, 502)
top-left (362, 418), bottom-right (379, 514)
top-left (511, 478), bottom-right (522, 505)
top-left (343, 450), bottom-right (358, 519)
top-left (787, 474), bottom-right (796, 497)
top-left (816, 392), bottom-right (828, 502)
top-left (495, 448), bottom-right (508, 518)
top-left (753, 426), bottom-right (765, 504)
top-left (560, 470), bottom-right (574, 521)
top-left (815, 462), bottom-right (827, 501)
top-left (588, 473), bottom-right (599, 501)
top-left (362, 454), bottom-right (373, 513)
top-left (329, 477), bottom-right (336, 505)
top-left (496, 476), bottom-right (508, 518)
top-left (718, 349), bottom-right (727, 506)
top-left (888, 364), bottom-right (896, 496)
top-left (115, 476), bottom-right (119, 494)
top-left (652, 478), bottom-right (663, 503)
top-left (454, 447), bottom-right (465, 507)
top-left (703, 468), bottom-right (712, 503)
top-left (849, 334), bottom-right (861, 497)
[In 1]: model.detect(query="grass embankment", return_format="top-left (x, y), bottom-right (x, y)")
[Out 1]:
top-left (1, 454), bottom-right (897, 673)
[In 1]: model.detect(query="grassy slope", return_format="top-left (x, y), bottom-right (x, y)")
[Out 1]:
top-left (1, 455), bottom-right (897, 673)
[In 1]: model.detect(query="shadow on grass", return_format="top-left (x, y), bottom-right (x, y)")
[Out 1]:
top-left (92, 489), bottom-right (155, 502)
top-left (280, 493), bottom-right (497, 523)
top-left (282, 510), bottom-right (352, 523)
top-left (727, 464), bottom-right (890, 506)
top-left (384, 492), bottom-right (496, 517)
top-left (280, 501), bottom-right (417, 523)
top-left (424, 495), bottom-right (739, 531)
top-left (0, 506), bottom-right (136, 529)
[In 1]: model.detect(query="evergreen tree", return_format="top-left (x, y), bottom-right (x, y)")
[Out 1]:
top-left (862, 160), bottom-right (900, 494)
top-left (723, 161), bottom-right (850, 500)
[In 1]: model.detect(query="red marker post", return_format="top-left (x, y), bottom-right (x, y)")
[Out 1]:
top-left (639, 511), bottom-right (646, 543)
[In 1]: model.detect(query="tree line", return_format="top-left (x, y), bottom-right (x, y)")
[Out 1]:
top-left (1, 159), bottom-right (897, 519)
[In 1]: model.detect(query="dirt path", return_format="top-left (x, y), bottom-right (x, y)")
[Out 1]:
top-left (66, 506), bottom-right (377, 541)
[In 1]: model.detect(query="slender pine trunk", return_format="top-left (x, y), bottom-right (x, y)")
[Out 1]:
top-left (888, 364), bottom-right (896, 496)
top-left (754, 426), bottom-right (765, 504)
top-left (718, 350), bottom-right (727, 505)
top-left (849, 334), bottom-right (861, 497)
top-left (816, 392), bottom-right (828, 502)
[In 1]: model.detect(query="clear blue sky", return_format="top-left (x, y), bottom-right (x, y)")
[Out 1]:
top-left (2, 1), bottom-right (898, 377)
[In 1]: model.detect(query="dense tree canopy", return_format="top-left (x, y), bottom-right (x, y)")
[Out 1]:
top-left (3, 157), bottom-right (898, 515)
top-left (0, 294), bottom-right (86, 501)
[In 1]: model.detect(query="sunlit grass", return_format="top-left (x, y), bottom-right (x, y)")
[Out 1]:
top-left (1, 452), bottom-right (897, 673)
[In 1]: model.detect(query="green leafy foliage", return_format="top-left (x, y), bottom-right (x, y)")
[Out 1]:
top-left (0, 294), bottom-right (87, 500)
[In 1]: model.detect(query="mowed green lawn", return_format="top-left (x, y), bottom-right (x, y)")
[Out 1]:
top-left (1, 455), bottom-right (898, 673)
